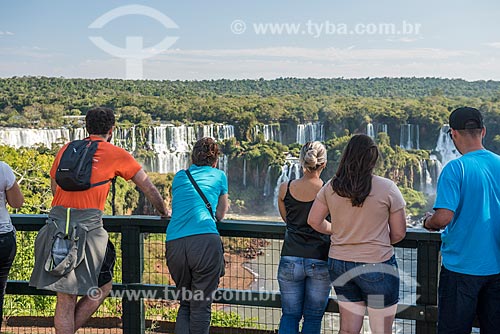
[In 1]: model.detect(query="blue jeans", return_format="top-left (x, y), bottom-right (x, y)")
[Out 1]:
top-left (329, 255), bottom-right (400, 309)
top-left (438, 265), bottom-right (500, 334)
top-left (277, 256), bottom-right (331, 334)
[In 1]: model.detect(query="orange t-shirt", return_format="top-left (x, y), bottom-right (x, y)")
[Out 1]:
top-left (50, 135), bottom-right (142, 211)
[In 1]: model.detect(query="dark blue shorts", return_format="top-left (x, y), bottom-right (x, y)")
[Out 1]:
top-left (328, 255), bottom-right (399, 309)
top-left (438, 265), bottom-right (500, 334)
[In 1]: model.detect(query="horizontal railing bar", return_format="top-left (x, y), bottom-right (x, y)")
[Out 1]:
top-left (11, 214), bottom-right (442, 243)
top-left (6, 281), bottom-right (436, 321)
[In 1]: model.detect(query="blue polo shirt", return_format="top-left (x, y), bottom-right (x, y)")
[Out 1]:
top-left (166, 164), bottom-right (228, 241)
top-left (434, 149), bottom-right (500, 275)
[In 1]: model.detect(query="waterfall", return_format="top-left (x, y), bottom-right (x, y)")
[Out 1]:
top-left (367, 123), bottom-right (375, 138)
top-left (428, 154), bottom-right (443, 190)
top-left (296, 122), bottom-right (324, 144)
top-left (71, 128), bottom-right (87, 140)
top-left (252, 124), bottom-right (281, 142)
top-left (0, 128), bottom-right (72, 148)
top-left (112, 125), bottom-right (136, 152)
top-left (146, 124), bottom-right (235, 173)
top-left (435, 125), bottom-right (461, 166)
top-left (218, 124), bottom-right (235, 140)
top-left (400, 124), bottom-right (420, 150)
top-left (273, 156), bottom-right (302, 210)
top-left (218, 154), bottom-right (228, 175)
top-left (243, 159), bottom-right (247, 187)
top-left (0, 123), bottom-right (236, 174)
top-left (417, 159), bottom-right (434, 195)
top-left (263, 166), bottom-right (272, 197)
top-left (377, 123), bottom-right (388, 134)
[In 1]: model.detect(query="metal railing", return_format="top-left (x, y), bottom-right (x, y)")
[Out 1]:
top-left (7, 215), bottom-right (442, 333)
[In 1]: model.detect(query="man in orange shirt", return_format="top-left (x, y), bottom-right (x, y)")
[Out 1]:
top-left (30, 107), bottom-right (168, 334)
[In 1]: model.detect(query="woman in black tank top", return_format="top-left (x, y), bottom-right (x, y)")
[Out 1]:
top-left (276, 141), bottom-right (332, 334)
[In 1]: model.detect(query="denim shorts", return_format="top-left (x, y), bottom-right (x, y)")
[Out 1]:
top-left (328, 255), bottom-right (399, 309)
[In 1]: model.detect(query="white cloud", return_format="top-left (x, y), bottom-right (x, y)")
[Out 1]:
top-left (0, 31), bottom-right (14, 36)
top-left (0, 46), bottom-right (495, 81)
top-left (156, 46), bottom-right (474, 62)
top-left (0, 46), bottom-right (60, 59)
top-left (385, 37), bottom-right (422, 43)
top-left (484, 42), bottom-right (500, 49)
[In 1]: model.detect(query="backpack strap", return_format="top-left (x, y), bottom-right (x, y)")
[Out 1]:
top-left (185, 169), bottom-right (217, 222)
top-left (83, 137), bottom-right (117, 215)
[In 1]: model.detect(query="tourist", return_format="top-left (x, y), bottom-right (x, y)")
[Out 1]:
top-left (276, 141), bottom-right (331, 334)
top-left (0, 161), bottom-right (24, 329)
top-left (30, 107), bottom-right (168, 334)
top-left (422, 107), bottom-right (500, 333)
top-left (166, 137), bottom-right (229, 334)
top-left (308, 134), bottom-right (406, 334)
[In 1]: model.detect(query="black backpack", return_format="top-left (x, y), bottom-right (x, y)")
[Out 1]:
top-left (55, 139), bottom-right (112, 191)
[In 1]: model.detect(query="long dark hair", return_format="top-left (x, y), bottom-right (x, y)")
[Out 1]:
top-left (331, 134), bottom-right (379, 207)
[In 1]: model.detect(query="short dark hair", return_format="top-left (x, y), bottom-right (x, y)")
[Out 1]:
top-left (459, 127), bottom-right (483, 138)
top-left (85, 107), bottom-right (115, 135)
top-left (191, 137), bottom-right (220, 166)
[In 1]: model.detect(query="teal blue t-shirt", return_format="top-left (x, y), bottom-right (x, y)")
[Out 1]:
top-left (166, 164), bottom-right (228, 241)
top-left (434, 149), bottom-right (500, 275)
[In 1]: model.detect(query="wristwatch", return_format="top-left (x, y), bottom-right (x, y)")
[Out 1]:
top-left (422, 215), bottom-right (439, 231)
top-left (422, 216), bottom-right (430, 229)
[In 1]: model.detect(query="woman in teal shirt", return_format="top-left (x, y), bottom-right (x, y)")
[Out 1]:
top-left (166, 137), bottom-right (229, 334)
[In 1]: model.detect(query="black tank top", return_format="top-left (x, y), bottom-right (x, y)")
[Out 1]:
top-left (280, 180), bottom-right (330, 261)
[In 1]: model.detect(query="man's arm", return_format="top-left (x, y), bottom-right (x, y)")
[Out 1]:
top-left (422, 208), bottom-right (454, 231)
top-left (6, 181), bottom-right (24, 208)
top-left (215, 194), bottom-right (229, 221)
top-left (131, 169), bottom-right (168, 217)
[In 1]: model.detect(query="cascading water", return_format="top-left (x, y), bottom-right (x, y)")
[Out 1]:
top-left (417, 159), bottom-right (434, 195)
top-left (400, 124), bottom-right (420, 150)
top-left (427, 154), bottom-right (443, 190)
top-left (252, 124), bottom-right (281, 142)
top-left (242, 159), bottom-right (247, 187)
top-left (273, 156), bottom-right (301, 210)
top-left (367, 123), bottom-right (388, 138)
top-left (377, 123), bottom-right (388, 134)
top-left (0, 128), bottom-right (71, 148)
top-left (218, 154), bottom-right (228, 175)
top-left (367, 123), bottom-right (375, 138)
top-left (296, 122), bottom-right (324, 144)
top-left (0, 123), bottom-right (235, 174)
top-left (435, 125), bottom-right (461, 166)
top-left (263, 166), bottom-right (273, 197)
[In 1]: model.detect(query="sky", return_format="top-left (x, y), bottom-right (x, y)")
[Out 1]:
top-left (1, 0), bottom-right (500, 81)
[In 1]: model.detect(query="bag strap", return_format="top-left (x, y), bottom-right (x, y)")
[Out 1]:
top-left (111, 177), bottom-right (117, 216)
top-left (185, 169), bottom-right (217, 222)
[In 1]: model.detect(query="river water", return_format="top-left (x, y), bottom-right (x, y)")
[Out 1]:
top-left (222, 233), bottom-right (419, 333)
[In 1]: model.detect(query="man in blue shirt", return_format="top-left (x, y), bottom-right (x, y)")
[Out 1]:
top-left (423, 107), bottom-right (500, 333)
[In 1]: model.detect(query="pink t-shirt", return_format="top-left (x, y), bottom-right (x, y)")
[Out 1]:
top-left (316, 175), bottom-right (406, 263)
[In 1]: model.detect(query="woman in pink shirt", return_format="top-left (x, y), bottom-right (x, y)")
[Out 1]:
top-left (308, 134), bottom-right (407, 334)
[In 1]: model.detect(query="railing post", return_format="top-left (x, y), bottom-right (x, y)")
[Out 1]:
top-left (121, 225), bottom-right (145, 333)
top-left (416, 239), bottom-right (440, 334)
